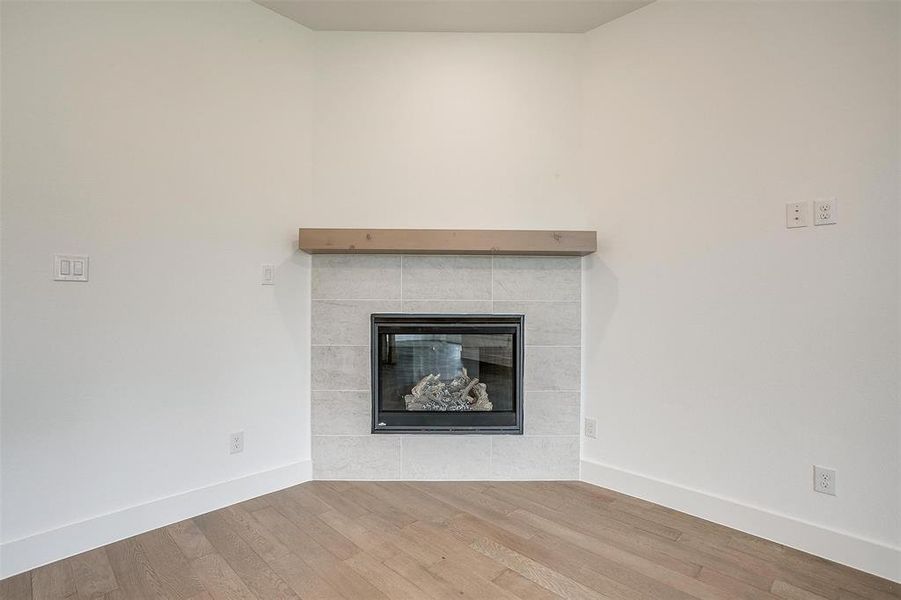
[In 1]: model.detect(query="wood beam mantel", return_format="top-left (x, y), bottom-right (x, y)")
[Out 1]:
top-left (297, 228), bottom-right (597, 256)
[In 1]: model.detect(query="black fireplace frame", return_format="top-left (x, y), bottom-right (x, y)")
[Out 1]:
top-left (370, 313), bottom-right (524, 435)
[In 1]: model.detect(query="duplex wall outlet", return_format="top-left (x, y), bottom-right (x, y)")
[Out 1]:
top-left (785, 202), bottom-right (808, 228)
top-left (813, 465), bottom-right (836, 495)
top-left (229, 431), bottom-right (244, 455)
top-left (54, 255), bottom-right (89, 281)
top-left (584, 417), bottom-right (598, 439)
top-left (813, 199), bottom-right (837, 226)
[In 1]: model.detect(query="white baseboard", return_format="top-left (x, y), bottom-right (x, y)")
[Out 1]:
top-left (0, 460), bottom-right (312, 579)
top-left (580, 459), bottom-right (901, 583)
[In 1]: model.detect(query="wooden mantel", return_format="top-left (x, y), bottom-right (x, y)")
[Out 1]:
top-left (298, 228), bottom-right (597, 256)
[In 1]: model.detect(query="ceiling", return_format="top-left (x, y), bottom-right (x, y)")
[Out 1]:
top-left (254, 0), bottom-right (654, 33)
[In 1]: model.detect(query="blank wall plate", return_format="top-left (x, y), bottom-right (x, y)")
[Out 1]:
top-left (54, 255), bottom-right (89, 281)
top-left (814, 465), bottom-right (836, 495)
top-left (785, 202), bottom-right (808, 228)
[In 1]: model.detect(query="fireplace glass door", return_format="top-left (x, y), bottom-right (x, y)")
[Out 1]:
top-left (371, 314), bottom-right (524, 434)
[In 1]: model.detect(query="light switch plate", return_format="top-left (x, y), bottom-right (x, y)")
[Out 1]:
top-left (54, 255), bottom-right (89, 281)
top-left (785, 202), bottom-right (808, 229)
top-left (584, 417), bottom-right (598, 439)
top-left (813, 198), bottom-right (837, 226)
top-left (261, 264), bottom-right (275, 285)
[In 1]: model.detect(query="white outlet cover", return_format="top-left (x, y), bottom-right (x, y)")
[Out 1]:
top-left (814, 465), bottom-right (836, 496)
top-left (229, 431), bottom-right (245, 454)
top-left (813, 198), bottom-right (837, 226)
top-left (54, 255), bottom-right (89, 281)
top-left (785, 202), bottom-right (808, 229)
top-left (584, 417), bottom-right (598, 439)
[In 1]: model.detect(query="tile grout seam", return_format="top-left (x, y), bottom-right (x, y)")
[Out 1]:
top-left (399, 255), bottom-right (404, 476)
top-left (312, 298), bottom-right (579, 303)
top-left (311, 344), bottom-right (582, 348)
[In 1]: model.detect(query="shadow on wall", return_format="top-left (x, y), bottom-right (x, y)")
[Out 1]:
top-left (582, 252), bottom-right (619, 344)
top-left (275, 239), bottom-right (313, 358)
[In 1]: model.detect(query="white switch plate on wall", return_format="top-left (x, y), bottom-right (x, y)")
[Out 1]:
top-left (584, 417), bottom-right (598, 439)
top-left (53, 255), bottom-right (89, 281)
top-left (785, 202), bottom-right (808, 228)
top-left (813, 198), bottom-right (837, 225)
top-left (261, 263), bottom-right (275, 285)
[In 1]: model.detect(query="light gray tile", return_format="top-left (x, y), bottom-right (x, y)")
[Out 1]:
top-left (490, 436), bottom-right (579, 480)
top-left (312, 391), bottom-right (371, 435)
top-left (402, 256), bottom-right (492, 300)
top-left (492, 257), bottom-right (581, 302)
top-left (311, 346), bottom-right (370, 391)
top-left (493, 301), bottom-right (580, 346)
top-left (524, 346), bottom-right (580, 391)
top-left (312, 255), bottom-right (401, 299)
top-left (524, 392), bottom-right (580, 435)
top-left (401, 436), bottom-right (492, 480)
top-left (402, 300), bottom-right (493, 314)
top-left (312, 299), bottom-right (401, 346)
top-left (313, 436), bottom-right (401, 479)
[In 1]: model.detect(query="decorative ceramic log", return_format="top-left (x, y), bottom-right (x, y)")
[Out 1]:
top-left (404, 368), bottom-right (493, 411)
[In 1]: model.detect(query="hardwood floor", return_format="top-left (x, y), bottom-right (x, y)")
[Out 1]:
top-left (2, 481), bottom-right (898, 600)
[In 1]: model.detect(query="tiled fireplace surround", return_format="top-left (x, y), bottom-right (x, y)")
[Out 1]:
top-left (311, 255), bottom-right (581, 480)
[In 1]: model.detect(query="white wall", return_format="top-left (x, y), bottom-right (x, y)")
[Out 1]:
top-left (311, 31), bottom-right (585, 228)
top-left (580, 0), bottom-right (900, 580)
top-left (1, 0), bottom-right (313, 576)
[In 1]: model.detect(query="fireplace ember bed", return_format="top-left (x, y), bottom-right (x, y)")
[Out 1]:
top-left (371, 314), bottom-right (524, 434)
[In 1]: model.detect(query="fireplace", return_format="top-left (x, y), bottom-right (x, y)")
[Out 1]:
top-left (371, 314), bottom-right (524, 434)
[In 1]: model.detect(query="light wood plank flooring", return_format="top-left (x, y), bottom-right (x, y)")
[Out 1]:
top-left (2, 481), bottom-right (898, 600)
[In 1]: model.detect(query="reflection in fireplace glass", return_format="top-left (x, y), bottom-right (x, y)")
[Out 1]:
top-left (380, 333), bottom-right (513, 413)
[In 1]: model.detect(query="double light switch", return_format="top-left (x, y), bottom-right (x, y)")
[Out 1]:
top-left (54, 255), bottom-right (89, 281)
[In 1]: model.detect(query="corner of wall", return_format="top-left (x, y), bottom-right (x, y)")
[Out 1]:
top-left (0, 460), bottom-right (312, 579)
top-left (580, 458), bottom-right (901, 583)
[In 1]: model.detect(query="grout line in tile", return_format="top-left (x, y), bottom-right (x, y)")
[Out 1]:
top-left (313, 388), bottom-right (579, 393)
top-left (312, 434), bottom-right (578, 438)
top-left (524, 345), bottom-right (582, 348)
top-left (490, 255), bottom-right (494, 307)
top-left (312, 344), bottom-right (579, 348)
top-left (311, 297), bottom-right (402, 302)
top-left (311, 344), bottom-right (370, 348)
top-left (312, 298), bottom-right (581, 303)
top-left (489, 436), bottom-right (494, 477)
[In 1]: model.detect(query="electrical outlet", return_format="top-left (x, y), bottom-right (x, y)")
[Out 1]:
top-left (229, 431), bottom-right (244, 455)
top-left (813, 198), bottom-right (837, 226)
top-left (584, 417), bottom-right (598, 439)
top-left (813, 465), bottom-right (836, 495)
top-left (785, 202), bottom-right (808, 228)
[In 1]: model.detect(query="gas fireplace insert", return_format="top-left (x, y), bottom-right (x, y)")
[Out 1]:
top-left (371, 313), bottom-right (524, 434)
